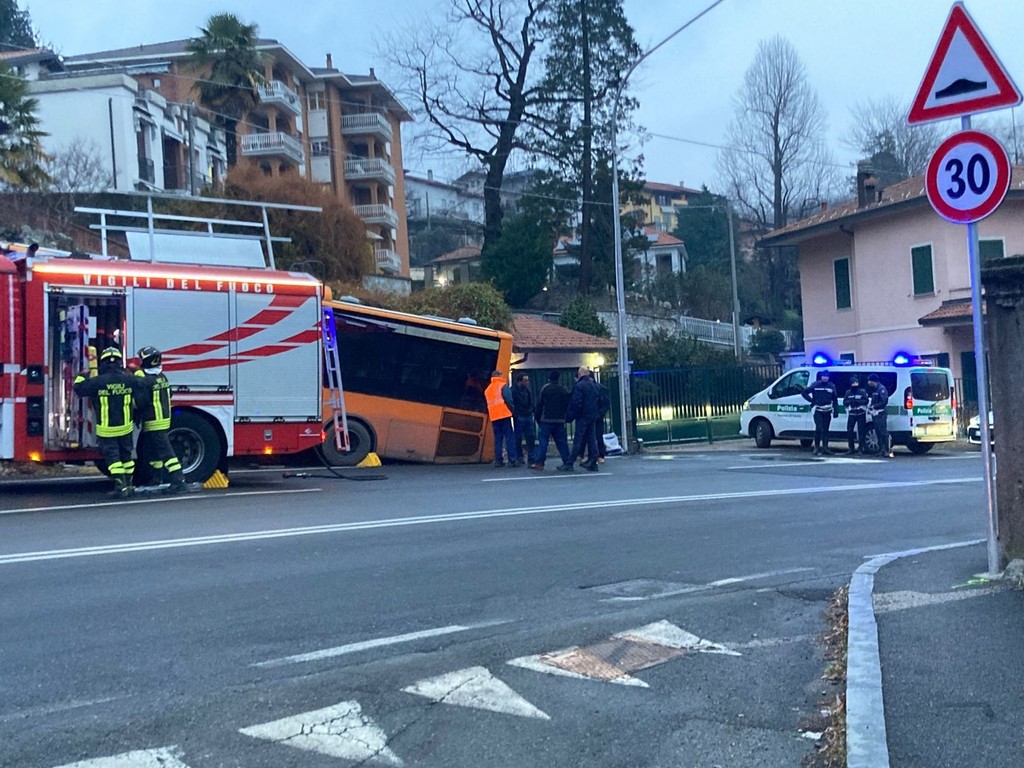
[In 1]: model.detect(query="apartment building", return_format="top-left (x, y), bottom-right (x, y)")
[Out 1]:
top-left (624, 181), bottom-right (701, 233)
top-left (63, 41), bottom-right (411, 277)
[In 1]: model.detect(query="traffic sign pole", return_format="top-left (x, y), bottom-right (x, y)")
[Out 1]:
top-left (961, 115), bottom-right (1000, 576)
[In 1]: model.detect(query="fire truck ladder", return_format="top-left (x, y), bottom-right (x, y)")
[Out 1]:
top-left (321, 306), bottom-right (350, 453)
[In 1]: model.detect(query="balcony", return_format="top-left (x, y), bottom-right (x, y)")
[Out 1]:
top-left (344, 157), bottom-right (396, 185)
top-left (374, 248), bottom-right (402, 274)
top-left (341, 112), bottom-right (392, 142)
top-left (257, 80), bottom-right (302, 116)
top-left (240, 131), bottom-right (305, 165)
top-left (354, 204), bottom-right (399, 229)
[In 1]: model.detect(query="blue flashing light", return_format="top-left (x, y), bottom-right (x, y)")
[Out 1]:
top-left (811, 353), bottom-right (832, 366)
top-left (892, 352), bottom-right (912, 366)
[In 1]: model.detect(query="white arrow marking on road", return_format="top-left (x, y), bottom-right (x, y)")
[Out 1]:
top-left (506, 652), bottom-right (648, 687)
top-left (614, 620), bottom-right (741, 656)
top-left (403, 666), bottom-right (550, 720)
top-left (52, 747), bottom-right (190, 767)
top-left (239, 700), bottom-right (402, 765)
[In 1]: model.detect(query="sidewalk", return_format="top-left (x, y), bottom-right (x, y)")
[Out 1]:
top-left (851, 541), bottom-right (1023, 768)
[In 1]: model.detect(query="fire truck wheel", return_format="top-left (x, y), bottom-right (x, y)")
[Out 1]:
top-left (168, 411), bottom-right (222, 483)
top-left (319, 420), bottom-right (373, 467)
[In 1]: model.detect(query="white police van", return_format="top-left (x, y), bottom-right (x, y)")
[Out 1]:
top-left (740, 359), bottom-right (956, 454)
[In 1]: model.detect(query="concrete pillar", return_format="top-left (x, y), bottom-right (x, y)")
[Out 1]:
top-left (981, 254), bottom-right (1024, 563)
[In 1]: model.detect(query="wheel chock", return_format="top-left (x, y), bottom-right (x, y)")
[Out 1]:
top-left (356, 452), bottom-right (382, 468)
top-left (203, 469), bottom-right (230, 489)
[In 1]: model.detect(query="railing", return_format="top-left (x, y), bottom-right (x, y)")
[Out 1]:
top-left (239, 131), bottom-right (305, 164)
top-left (258, 80), bottom-right (301, 114)
top-left (341, 112), bottom-right (392, 141)
top-left (137, 156), bottom-right (155, 184)
top-left (677, 315), bottom-right (794, 351)
top-left (374, 248), bottom-right (401, 273)
top-left (345, 157), bottom-right (396, 184)
top-left (353, 203), bottom-right (399, 228)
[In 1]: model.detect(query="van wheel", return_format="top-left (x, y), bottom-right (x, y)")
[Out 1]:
top-left (863, 425), bottom-right (883, 455)
top-left (168, 412), bottom-right (223, 484)
top-left (753, 419), bottom-right (773, 449)
top-left (906, 439), bottom-right (934, 455)
top-left (320, 420), bottom-right (373, 467)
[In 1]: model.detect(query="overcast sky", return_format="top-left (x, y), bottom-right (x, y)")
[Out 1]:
top-left (21, 0), bottom-right (1024, 194)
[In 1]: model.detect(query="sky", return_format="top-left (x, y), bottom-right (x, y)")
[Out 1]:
top-left (20, 0), bottom-right (1024, 194)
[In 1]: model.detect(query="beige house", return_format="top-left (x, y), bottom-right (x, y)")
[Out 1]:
top-left (760, 169), bottom-right (1024, 387)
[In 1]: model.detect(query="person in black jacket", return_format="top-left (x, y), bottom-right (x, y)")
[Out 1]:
top-left (867, 374), bottom-right (892, 458)
top-left (583, 372), bottom-right (610, 464)
top-left (801, 369), bottom-right (838, 456)
top-left (560, 366), bottom-right (600, 472)
top-left (73, 347), bottom-right (142, 498)
top-left (843, 375), bottom-right (869, 453)
top-left (529, 371), bottom-right (571, 470)
top-left (511, 372), bottom-right (536, 464)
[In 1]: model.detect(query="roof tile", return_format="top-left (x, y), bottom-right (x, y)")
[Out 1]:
top-left (511, 314), bottom-right (617, 351)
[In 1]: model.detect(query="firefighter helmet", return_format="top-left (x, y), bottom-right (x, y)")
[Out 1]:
top-left (99, 347), bottom-right (123, 364)
top-left (138, 346), bottom-right (162, 369)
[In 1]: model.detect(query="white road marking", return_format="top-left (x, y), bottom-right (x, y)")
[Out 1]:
top-left (239, 700), bottom-right (402, 765)
top-left (403, 666), bottom-right (550, 720)
top-left (604, 567), bottom-right (815, 602)
top-left (506, 652), bottom-right (648, 687)
top-left (0, 488), bottom-right (321, 517)
top-left (253, 619), bottom-right (512, 668)
top-left (614, 620), bottom-right (741, 656)
top-left (931, 454), bottom-right (978, 460)
top-left (481, 473), bottom-right (611, 482)
top-left (872, 586), bottom-right (1005, 613)
top-left (51, 747), bottom-right (189, 767)
top-left (0, 478), bottom-right (980, 566)
top-left (727, 457), bottom-right (882, 469)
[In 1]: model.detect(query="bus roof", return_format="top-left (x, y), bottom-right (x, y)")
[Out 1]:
top-left (326, 298), bottom-right (512, 340)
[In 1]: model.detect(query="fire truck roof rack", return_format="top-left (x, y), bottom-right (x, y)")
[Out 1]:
top-left (75, 191), bottom-right (322, 271)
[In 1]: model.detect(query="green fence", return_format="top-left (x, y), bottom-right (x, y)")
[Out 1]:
top-left (606, 364), bottom-right (781, 446)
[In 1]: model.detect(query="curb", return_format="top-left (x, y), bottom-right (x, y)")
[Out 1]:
top-left (845, 538), bottom-right (984, 768)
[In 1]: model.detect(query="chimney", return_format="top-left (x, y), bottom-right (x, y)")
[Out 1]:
top-left (369, 67), bottom-right (376, 78)
top-left (820, 201), bottom-right (828, 212)
top-left (325, 53), bottom-right (333, 69)
top-left (427, 169), bottom-right (433, 181)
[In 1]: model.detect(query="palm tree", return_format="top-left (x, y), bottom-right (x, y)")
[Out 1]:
top-left (0, 63), bottom-right (47, 188)
top-left (187, 13), bottom-right (265, 167)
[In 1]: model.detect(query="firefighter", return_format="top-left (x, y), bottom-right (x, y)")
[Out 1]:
top-left (134, 346), bottom-right (186, 493)
top-left (73, 347), bottom-right (141, 498)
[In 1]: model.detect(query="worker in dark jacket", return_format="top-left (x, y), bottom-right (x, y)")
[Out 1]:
top-left (801, 369), bottom-right (839, 456)
top-left (73, 347), bottom-right (141, 498)
top-left (529, 371), bottom-right (571, 470)
top-left (560, 366), bottom-right (600, 472)
top-left (511, 372), bottom-right (536, 464)
top-left (134, 346), bottom-right (186, 493)
top-left (843, 375), bottom-right (869, 453)
top-left (584, 372), bottom-right (610, 464)
top-left (867, 374), bottom-right (892, 458)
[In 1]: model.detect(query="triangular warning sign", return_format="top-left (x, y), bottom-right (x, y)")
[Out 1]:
top-left (908, 2), bottom-right (1021, 124)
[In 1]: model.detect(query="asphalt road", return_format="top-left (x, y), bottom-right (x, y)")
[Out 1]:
top-left (0, 444), bottom-right (985, 768)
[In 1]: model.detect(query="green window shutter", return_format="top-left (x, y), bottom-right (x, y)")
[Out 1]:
top-left (834, 258), bottom-right (851, 310)
top-left (911, 245), bottom-right (934, 295)
top-left (979, 239), bottom-right (1004, 265)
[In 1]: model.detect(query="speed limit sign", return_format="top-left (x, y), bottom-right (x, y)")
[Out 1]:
top-left (926, 129), bottom-right (1011, 223)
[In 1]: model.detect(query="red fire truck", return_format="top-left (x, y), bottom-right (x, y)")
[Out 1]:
top-left (0, 242), bottom-right (327, 483)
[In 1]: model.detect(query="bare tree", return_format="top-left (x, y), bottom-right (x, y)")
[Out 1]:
top-left (977, 112), bottom-right (1024, 165)
top-left (45, 138), bottom-right (111, 195)
top-left (718, 36), bottom-right (838, 230)
top-left (385, 0), bottom-right (551, 254)
top-left (845, 96), bottom-right (944, 180)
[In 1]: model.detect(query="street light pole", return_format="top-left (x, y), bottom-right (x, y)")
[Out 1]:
top-left (727, 200), bottom-right (741, 358)
top-left (610, 0), bottom-right (727, 452)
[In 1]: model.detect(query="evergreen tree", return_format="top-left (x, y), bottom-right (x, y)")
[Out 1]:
top-left (481, 212), bottom-right (553, 307)
top-left (0, 0), bottom-right (35, 51)
top-left (672, 187), bottom-right (738, 273)
top-left (0, 62), bottom-right (47, 188)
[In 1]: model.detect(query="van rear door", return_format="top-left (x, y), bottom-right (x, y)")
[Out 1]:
top-left (908, 369), bottom-right (955, 441)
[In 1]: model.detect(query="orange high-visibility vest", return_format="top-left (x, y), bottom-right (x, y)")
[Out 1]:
top-left (485, 377), bottom-right (512, 421)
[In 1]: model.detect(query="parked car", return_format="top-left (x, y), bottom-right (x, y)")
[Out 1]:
top-left (967, 412), bottom-right (993, 445)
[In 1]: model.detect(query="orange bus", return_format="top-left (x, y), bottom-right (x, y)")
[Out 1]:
top-left (320, 298), bottom-right (513, 465)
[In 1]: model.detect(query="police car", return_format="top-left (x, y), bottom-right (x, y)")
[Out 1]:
top-left (740, 356), bottom-right (956, 455)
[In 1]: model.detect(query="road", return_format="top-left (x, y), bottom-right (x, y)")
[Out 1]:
top-left (0, 445), bottom-right (984, 768)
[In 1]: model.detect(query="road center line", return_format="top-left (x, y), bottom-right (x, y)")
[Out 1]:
top-left (603, 567), bottom-right (815, 602)
top-left (0, 488), bottom-right (322, 517)
top-left (253, 619), bottom-right (513, 668)
top-left (0, 477), bottom-right (979, 566)
top-left (481, 473), bottom-right (612, 482)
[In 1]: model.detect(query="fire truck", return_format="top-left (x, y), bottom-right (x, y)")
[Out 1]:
top-left (0, 228), bottom-right (329, 484)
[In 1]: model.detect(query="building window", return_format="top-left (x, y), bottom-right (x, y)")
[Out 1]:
top-left (839, 352), bottom-right (855, 362)
top-left (911, 244), bottom-right (934, 295)
top-left (311, 141), bottom-right (330, 157)
top-left (308, 91), bottom-right (326, 111)
top-left (980, 238), bottom-right (1005, 265)
top-left (834, 257), bottom-right (851, 310)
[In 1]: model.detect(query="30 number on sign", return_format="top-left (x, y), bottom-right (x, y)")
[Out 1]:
top-left (926, 130), bottom-right (1011, 223)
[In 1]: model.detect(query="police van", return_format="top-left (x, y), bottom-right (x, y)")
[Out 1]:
top-left (740, 359), bottom-right (956, 454)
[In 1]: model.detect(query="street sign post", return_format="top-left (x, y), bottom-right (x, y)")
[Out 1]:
top-left (925, 129), bottom-right (1011, 223)
top-left (911, 3), bottom-right (1020, 575)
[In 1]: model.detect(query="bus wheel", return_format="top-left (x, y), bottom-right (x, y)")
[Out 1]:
top-left (906, 439), bottom-right (934, 455)
top-left (753, 419), bottom-right (773, 449)
top-left (168, 412), bottom-right (222, 484)
top-left (320, 420), bottom-right (373, 467)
